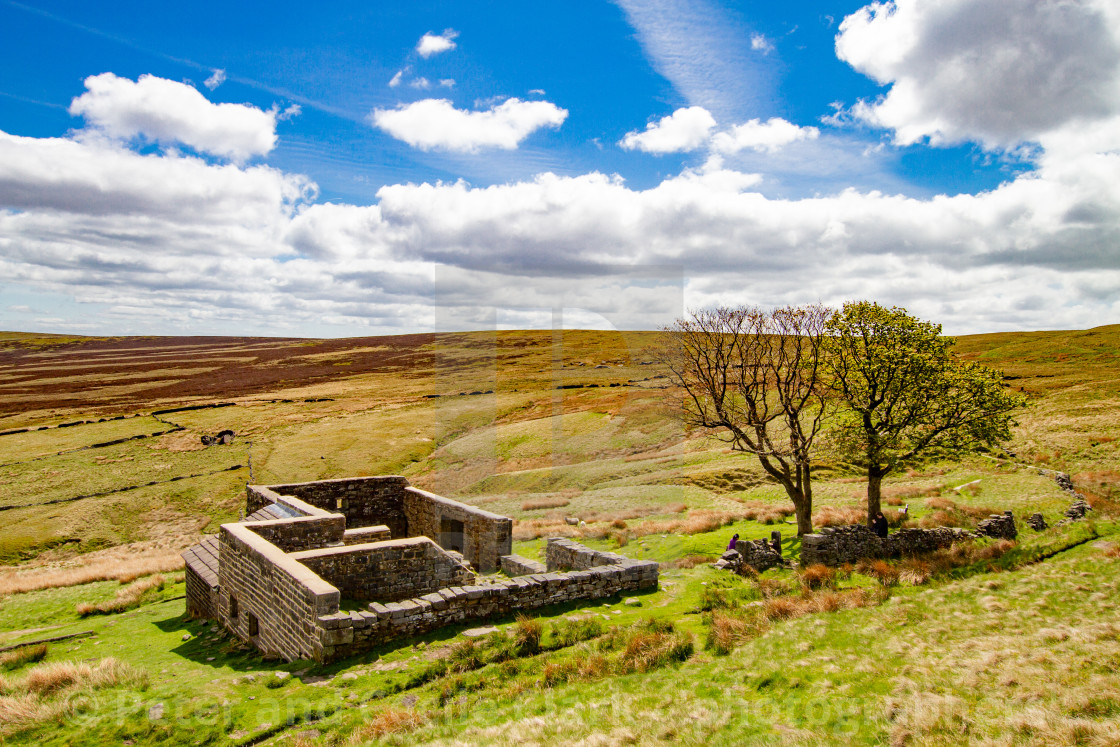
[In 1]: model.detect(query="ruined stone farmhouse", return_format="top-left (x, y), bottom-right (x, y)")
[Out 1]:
top-left (182, 476), bottom-right (658, 662)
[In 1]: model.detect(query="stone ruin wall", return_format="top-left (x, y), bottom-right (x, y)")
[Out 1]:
top-left (189, 477), bottom-right (658, 662)
top-left (799, 513), bottom-right (1019, 567)
top-left (291, 537), bottom-right (476, 603)
top-left (245, 477), bottom-right (512, 572)
top-left (317, 538), bottom-right (659, 661)
top-left (217, 523), bottom-right (341, 662)
top-left (403, 487), bottom-right (512, 573)
top-left (250, 477), bottom-right (411, 540)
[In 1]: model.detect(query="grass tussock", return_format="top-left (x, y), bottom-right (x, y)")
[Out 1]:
top-left (917, 495), bottom-right (1004, 529)
top-left (703, 584), bottom-right (884, 655)
top-left (520, 496), bottom-right (570, 511)
top-left (0, 552), bottom-right (184, 596)
top-left (75, 574), bottom-right (167, 617)
top-left (664, 554), bottom-right (716, 569)
top-left (0, 644), bottom-right (47, 671)
top-left (348, 708), bottom-right (428, 743)
top-left (798, 563), bottom-right (838, 591)
top-left (813, 505), bottom-right (865, 528)
top-left (0, 657), bottom-right (148, 735)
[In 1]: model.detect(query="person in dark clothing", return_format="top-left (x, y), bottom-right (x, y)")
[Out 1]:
top-left (872, 512), bottom-right (889, 538)
top-left (727, 533), bottom-right (740, 551)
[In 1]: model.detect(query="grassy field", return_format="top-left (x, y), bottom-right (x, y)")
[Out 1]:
top-left (0, 325), bottom-right (1118, 745)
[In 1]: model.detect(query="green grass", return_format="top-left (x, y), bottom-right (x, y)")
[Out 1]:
top-left (1, 326), bottom-right (1119, 744)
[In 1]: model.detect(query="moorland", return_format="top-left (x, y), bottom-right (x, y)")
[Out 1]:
top-left (0, 325), bottom-right (1118, 746)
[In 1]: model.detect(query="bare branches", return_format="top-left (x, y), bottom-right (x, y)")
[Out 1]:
top-left (656, 304), bottom-right (831, 536)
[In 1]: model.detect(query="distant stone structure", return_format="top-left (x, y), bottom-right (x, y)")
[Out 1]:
top-left (182, 476), bottom-right (658, 662)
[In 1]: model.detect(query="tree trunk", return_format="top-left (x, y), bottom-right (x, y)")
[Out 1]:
top-left (786, 489), bottom-right (813, 537)
top-left (866, 469), bottom-right (884, 526)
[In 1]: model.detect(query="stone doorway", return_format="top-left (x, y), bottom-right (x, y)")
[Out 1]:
top-left (440, 517), bottom-right (464, 553)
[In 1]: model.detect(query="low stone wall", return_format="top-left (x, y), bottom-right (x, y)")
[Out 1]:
top-left (976, 512), bottom-right (1017, 540)
top-left (311, 538), bottom-right (660, 661)
top-left (246, 514), bottom-right (346, 553)
top-left (263, 477), bottom-right (411, 539)
top-left (218, 523), bottom-right (341, 661)
top-left (545, 537), bottom-right (631, 571)
top-left (342, 526), bottom-right (391, 545)
top-left (403, 487), bottom-right (512, 572)
top-left (735, 537), bottom-right (784, 572)
top-left (245, 485), bottom-right (329, 519)
top-left (800, 524), bottom-right (976, 567)
top-left (500, 554), bottom-right (547, 576)
top-left (291, 537), bottom-right (476, 603)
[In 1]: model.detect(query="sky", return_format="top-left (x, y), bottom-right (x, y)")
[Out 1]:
top-left (1, 0), bottom-right (1119, 337)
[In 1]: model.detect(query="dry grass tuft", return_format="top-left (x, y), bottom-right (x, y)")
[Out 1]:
top-left (1102, 543), bottom-right (1120, 558)
top-left (20, 658), bottom-right (143, 695)
top-left (75, 574), bottom-right (166, 617)
top-left (664, 554), bottom-right (716, 569)
top-left (705, 611), bottom-right (770, 655)
top-left (520, 496), bottom-right (570, 511)
top-left (0, 644), bottom-right (47, 671)
top-left (348, 708), bottom-right (428, 742)
top-left (799, 563), bottom-right (838, 591)
top-left (0, 552), bottom-right (184, 596)
top-left (858, 559), bottom-right (901, 587)
top-left (813, 505), bottom-right (865, 528)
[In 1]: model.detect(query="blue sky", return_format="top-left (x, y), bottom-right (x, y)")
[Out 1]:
top-left (1, 0), bottom-right (1118, 336)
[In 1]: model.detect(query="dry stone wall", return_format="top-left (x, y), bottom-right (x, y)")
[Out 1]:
top-left (403, 487), bottom-right (512, 572)
top-left (291, 537), bottom-right (476, 603)
top-left (261, 477), bottom-right (411, 539)
top-left (313, 538), bottom-right (660, 661)
top-left (500, 554), bottom-right (546, 576)
top-left (800, 524), bottom-right (977, 567)
top-left (217, 523), bottom-right (341, 661)
top-left (246, 515), bottom-right (346, 553)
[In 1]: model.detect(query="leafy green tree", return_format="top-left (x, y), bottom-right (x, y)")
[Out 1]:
top-left (823, 301), bottom-right (1026, 524)
top-left (658, 305), bottom-right (832, 536)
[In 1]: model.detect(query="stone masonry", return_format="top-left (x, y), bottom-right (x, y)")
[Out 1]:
top-left (183, 477), bottom-right (659, 662)
top-left (800, 523), bottom-right (979, 567)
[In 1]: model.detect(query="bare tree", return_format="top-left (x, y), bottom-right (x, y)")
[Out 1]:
top-left (657, 305), bottom-right (832, 536)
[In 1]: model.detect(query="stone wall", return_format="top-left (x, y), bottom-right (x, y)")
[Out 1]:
top-left (184, 563), bottom-right (218, 619)
top-left (403, 487), bottom-right (512, 572)
top-left (545, 537), bottom-right (631, 571)
top-left (245, 486), bottom-right (327, 519)
top-left (262, 477), bottom-right (411, 539)
top-left (342, 526), bottom-right (391, 545)
top-left (246, 515), bottom-right (346, 553)
top-left (291, 537), bottom-right (476, 603)
top-left (500, 554), bottom-right (546, 576)
top-left (311, 538), bottom-right (660, 661)
top-left (217, 523), bottom-right (341, 661)
top-left (800, 524), bottom-right (977, 567)
top-left (976, 512), bottom-right (1017, 540)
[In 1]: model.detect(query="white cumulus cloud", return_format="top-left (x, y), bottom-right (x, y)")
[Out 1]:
top-left (620, 106), bottom-right (716, 153)
top-left (69, 73), bottom-right (277, 162)
top-left (416, 29), bottom-right (459, 58)
top-left (835, 0), bottom-right (1120, 150)
top-left (370, 98), bottom-right (568, 153)
top-left (712, 118), bottom-right (820, 154)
